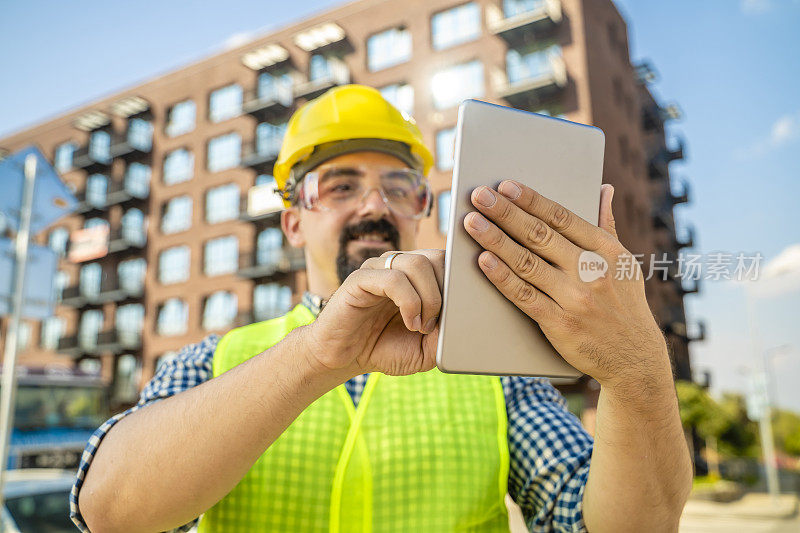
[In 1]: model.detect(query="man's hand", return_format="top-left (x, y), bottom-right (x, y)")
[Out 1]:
top-left (306, 249), bottom-right (444, 377)
top-left (463, 181), bottom-right (672, 394)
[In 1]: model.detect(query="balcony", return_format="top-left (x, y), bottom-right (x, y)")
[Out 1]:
top-left (294, 60), bottom-right (350, 100)
top-left (237, 247), bottom-right (305, 280)
top-left (674, 225), bottom-right (695, 249)
top-left (96, 329), bottom-right (142, 353)
top-left (108, 227), bottom-right (146, 254)
top-left (56, 334), bottom-right (101, 357)
top-left (671, 180), bottom-right (690, 206)
top-left (494, 52), bottom-right (567, 107)
top-left (241, 139), bottom-right (282, 173)
top-left (74, 175), bottom-right (150, 215)
top-left (642, 102), bottom-right (681, 132)
top-left (110, 126), bottom-right (152, 160)
top-left (243, 85), bottom-right (294, 120)
top-left (240, 184), bottom-right (284, 223)
top-left (59, 279), bottom-right (144, 308)
top-left (648, 139), bottom-right (685, 180)
top-left (71, 144), bottom-right (111, 173)
top-left (651, 207), bottom-right (673, 231)
top-left (56, 336), bottom-right (82, 357)
top-left (487, 0), bottom-right (563, 44)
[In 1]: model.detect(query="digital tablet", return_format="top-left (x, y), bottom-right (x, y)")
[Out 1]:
top-left (436, 100), bottom-right (605, 377)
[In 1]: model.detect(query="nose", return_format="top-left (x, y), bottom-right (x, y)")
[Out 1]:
top-left (356, 187), bottom-right (391, 217)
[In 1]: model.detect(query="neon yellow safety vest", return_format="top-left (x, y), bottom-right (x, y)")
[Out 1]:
top-left (197, 304), bottom-right (510, 532)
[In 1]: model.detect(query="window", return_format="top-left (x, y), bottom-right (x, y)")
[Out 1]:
top-left (367, 27), bottom-right (412, 72)
top-left (438, 190), bottom-right (452, 234)
top-left (54, 270), bottom-right (69, 302)
top-left (127, 118), bottom-right (153, 150)
top-left (121, 208), bottom-right (146, 245)
top-left (254, 283), bottom-right (292, 322)
top-left (116, 303), bottom-right (144, 345)
top-left (206, 183), bottom-right (240, 224)
top-left (83, 217), bottom-right (108, 230)
top-left (89, 130), bottom-right (111, 163)
top-left (79, 309), bottom-right (103, 350)
top-left (157, 298), bottom-right (188, 336)
top-left (256, 228), bottom-right (284, 266)
top-left (430, 60), bottom-right (484, 110)
top-left (40, 317), bottom-right (64, 351)
top-left (258, 72), bottom-right (292, 102)
top-left (436, 127), bottom-right (456, 171)
top-left (80, 263), bottom-right (102, 298)
top-left (209, 84), bottom-right (242, 123)
top-left (159, 246), bottom-right (190, 285)
top-left (161, 195), bottom-right (193, 234)
top-left (54, 142), bottom-right (76, 173)
top-left (432, 3), bottom-right (481, 50)
top-left (166, 100), bottom-right (196, 137)
top-left (506, 45), bottom-right (560, 84)
top-left (124, 162), bottom-right (151, 197)
top-left (379, 83), bottom-right (414, 117)
top-left (256, 122), bottom-right (287, 157)
top-left (48, 227), bottom-right (69, 257)
top-left (207, 132), bottom-right (241, 172)
top-left (203, 291), bottom-right (238, 330)
top-left (114, 354), bottom-right (142, 404)
top-left (503, 0), bottom-right (545, 17)
top-left (118, 258), bottom-right (146, 293)
top-left (163, 148), bottom-right (194, 185)
top-left (204, 236), bottom-right (238, 276)
top-left (310, 54), bottom-right (333, 81)
top-left (86, 174), bottom-right (108, 207)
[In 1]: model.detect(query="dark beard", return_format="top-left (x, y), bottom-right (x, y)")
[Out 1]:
top-left (336, 218), bottom-right (401, 283)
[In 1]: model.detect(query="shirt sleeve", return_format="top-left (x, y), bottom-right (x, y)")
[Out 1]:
top-left (69, 334), bottom-right (219, 533)
top-left (502, 376), bottom-right (594, 533)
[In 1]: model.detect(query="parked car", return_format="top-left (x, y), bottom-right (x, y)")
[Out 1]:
top-left (1, 468), bottom-right (75, 532)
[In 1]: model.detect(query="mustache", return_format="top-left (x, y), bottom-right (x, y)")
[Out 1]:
top-left (339, 218), bottom-right (400, 248)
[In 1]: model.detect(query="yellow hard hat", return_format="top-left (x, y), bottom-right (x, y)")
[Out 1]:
top-left (273, 84), bottom-right (433, 207)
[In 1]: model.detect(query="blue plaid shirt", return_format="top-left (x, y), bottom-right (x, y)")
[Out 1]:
top-left (70, 293), bottom-right (594, 532)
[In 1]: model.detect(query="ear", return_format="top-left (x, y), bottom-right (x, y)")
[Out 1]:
top-left (281, 207), bottom-right (305, 248)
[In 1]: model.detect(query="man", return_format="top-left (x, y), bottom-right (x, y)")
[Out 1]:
top-left (72, 85), bottom-right (692, 532)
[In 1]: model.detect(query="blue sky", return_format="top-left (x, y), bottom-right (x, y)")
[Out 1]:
top-left (2, 0), bottom-right (799, 408)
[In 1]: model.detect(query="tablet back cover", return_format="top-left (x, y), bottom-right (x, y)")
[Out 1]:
top-left (437, 100), bottom-right (605, 377)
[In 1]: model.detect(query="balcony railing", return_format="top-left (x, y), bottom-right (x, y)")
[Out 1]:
top-left (59, 279), bottom-right (144, 308)
top-left (74, 174), bottom-right (150, 214)
top-left (241, 138), bottom-right (282, 173)
top-left (648, 139), bottom-right (685, 180)
top-left (674, 225), bottom-right (695, 250)
top-left (487, 0), bottom-right (563, 44)
top-left (108, 227), bottom-right (146, 254)
top-left (242, 84), bottom-right (294, 119)
top-left (96, 329), bottom-right (142, 352)
top-left (71, 144), bottom-right (111, 172)
top-left (671, 180), bottom-right (690, 206)
top-left (494, 52), bottom-right (567, 107)
top-left (294, 60), bottom-right (350, 100)
top-left (110, 124), bottom-right (153, 159)
top-left (237, 247), bottom-right (305, 280)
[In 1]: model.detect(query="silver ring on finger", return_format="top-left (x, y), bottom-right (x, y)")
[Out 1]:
top-left (384, 252), bottom-right (402, 270)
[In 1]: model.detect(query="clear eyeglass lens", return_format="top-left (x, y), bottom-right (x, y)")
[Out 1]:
top-left (310, 166), bottom-right (429, 217)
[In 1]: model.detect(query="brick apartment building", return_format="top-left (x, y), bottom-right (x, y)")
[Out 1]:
top-left (0, 0), bottom-right (702, 418)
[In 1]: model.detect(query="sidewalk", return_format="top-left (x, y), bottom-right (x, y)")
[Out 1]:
top-left (683, 493), bottom-right (799, 521)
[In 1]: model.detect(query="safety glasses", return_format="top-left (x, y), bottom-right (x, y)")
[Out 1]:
top-left (295, 164), bottom-right (432, 219)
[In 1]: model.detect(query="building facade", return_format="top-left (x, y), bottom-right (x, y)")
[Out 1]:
top-left (0, 0), bottom-right (701, 418)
